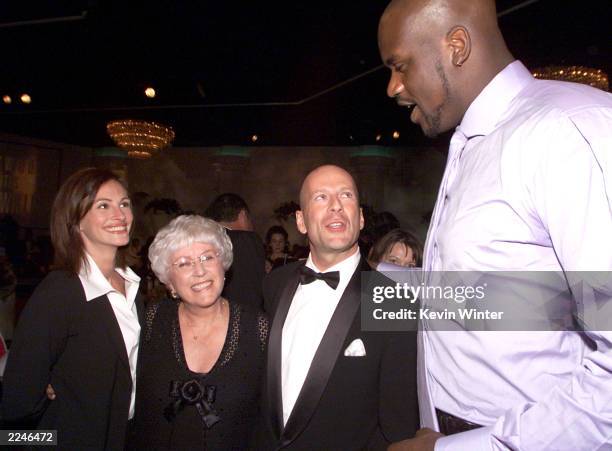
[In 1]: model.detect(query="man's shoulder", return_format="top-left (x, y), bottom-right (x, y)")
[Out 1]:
top-left (226, 229), bottom-right (265, 263)
top-left (511, 80), bottom-right (612, 126)
top-left (262, 260), bottom-right (302, 314)
top-left (495, 80), bottom-right (612, 164)
top-left (266, 260), bottom-right (302, 285)
top-left (227, 229), bottom-right (263, 244)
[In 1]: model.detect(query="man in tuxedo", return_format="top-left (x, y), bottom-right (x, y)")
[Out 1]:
top-left (204, 193), bottom-right (265, 309)
top-left (255, 165), bottom-right (418, 450)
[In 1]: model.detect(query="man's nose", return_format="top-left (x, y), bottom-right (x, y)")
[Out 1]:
top-left (386, 71), bottom-right (404, 98)
top-left (329, 195), bottom-right (343, 211)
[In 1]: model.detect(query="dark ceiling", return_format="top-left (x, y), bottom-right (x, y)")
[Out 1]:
top-left (0, 0), bottom-right (610, 148)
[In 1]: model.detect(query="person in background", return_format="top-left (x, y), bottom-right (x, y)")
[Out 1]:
top-left (359, 210), bottom-right (401, 262)
top-left (368, 228), bottom-right (423, 269)
top-left (265, 257), bottom-right (274, 274)
top-left (2, 167), bottom-right (143, 450)
top-left (130, 215), bottom-right (268, 450)
top-left (265, 225), bottom-right (297, 272)
top-left (204, 193), bottom-right (265, 309)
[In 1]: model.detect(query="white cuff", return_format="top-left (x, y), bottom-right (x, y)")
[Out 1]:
top-left (434, 426), bottom-right (496, 451)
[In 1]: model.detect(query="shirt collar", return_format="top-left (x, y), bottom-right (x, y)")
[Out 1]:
top-left (458, 60), bottom-right (535, 138)
top-left (78, 253), bottom-right (140, 302)
top-left (306, 247), bottom-right (361, 283)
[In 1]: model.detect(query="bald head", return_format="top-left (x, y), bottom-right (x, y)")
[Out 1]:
top-left (379, 0), bottom-right (513, 135)
top-left (299, 165), bottom-right (359, 208)
top-left (381, 0), bottom-right (499, 32)
top-left (382, 0), bottom-right (506, 55)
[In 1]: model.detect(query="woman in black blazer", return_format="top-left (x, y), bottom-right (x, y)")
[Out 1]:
top-left (2, 168), bottom-right (143, 451)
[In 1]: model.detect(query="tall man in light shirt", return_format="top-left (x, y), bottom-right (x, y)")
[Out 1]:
top-left (378, 0), bottom-right (612, 450)
top-left (254, 165), bottom-right (419, 450)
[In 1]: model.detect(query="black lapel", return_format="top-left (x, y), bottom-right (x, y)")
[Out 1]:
top-left (279, 259), bottom-right (370, 447)
top-left (267, 263), bottom-right (303, 440)
top-left (92, 294), bottom-right (130, 371)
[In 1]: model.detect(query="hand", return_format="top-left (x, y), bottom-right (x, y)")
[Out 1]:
top-left (46, 384), bottom-right (56, 400)
top-left (388, 428), bottom-right (444, 451)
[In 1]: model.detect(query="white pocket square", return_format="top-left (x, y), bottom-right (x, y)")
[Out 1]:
top-left (344, 338), bottom-right (366, 357)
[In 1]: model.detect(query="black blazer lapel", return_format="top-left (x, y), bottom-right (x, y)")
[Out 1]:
top-left (92, 294), bottom-right (130, 371)
top-left (280, 259), bottom-right (368, 447)
top-left (267, 263), bottom-right (303, 440)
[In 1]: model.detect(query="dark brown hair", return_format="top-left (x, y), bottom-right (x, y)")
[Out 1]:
top-left (369, 228), bottom-right (423, 267)
top-left (204, 193), bottom-right (249, 222)
top-left (265, 225), bottom-right (289, 253)
top-left (50, 167), bottom-right (130, 275)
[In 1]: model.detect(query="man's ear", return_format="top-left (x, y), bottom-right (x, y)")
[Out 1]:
top-left (446, 26), bottom-right (471, 67)
top-left (238, 209), bottom-right (253, 231)
top-left (238, 209), bottom-right (247, 221)
top-left (359, 208), bottom-right (365, 231)
top-left (296, 210), bottom-right (308, 235)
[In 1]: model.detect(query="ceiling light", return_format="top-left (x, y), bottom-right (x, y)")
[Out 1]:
top-left (392, 131), bottom-right (400, 139)
top-left (20, 94), bottom-right (31, 104)
top-left (106, 120), bottom-right (175, 159)
top-left (532, 66), bottom-right (608, 91)
top-left (375, 134), bottom-right (382, 142)
top-left (2, 95), bottom-right (11, 104)
top-left (251, 134), bottom-right (258, 143)
top-left (144, 87), bottom-right (156, 98)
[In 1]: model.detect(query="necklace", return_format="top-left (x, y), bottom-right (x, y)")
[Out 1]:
top-left (180, 299), bottom-right (227, 341)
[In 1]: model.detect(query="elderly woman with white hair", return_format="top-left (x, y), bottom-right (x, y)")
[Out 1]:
top-left (129, 215), bottom-right (269, 451)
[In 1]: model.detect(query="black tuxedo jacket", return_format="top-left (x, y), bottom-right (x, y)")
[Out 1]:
top-left (223, 229), bottom-right (265, 309)
top-left (2, 270), bottom-right (144, 451)
top-left (254, 259), bottom-right (418, 450)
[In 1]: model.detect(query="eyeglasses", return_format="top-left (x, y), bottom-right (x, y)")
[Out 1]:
top-left (171, 252), bottom-right (220, 274)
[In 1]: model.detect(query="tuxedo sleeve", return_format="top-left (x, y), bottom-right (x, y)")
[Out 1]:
top-left (379, 330), bottom-right (419, 441)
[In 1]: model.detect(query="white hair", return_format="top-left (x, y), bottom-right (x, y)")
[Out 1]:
top-left (148, 215), bottom-right (233, 285)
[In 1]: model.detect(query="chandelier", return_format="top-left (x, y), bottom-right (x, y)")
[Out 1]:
top-left (532, 66), bottom-right (609, 92)
top-left (106, 120), bottom-right (175, 159)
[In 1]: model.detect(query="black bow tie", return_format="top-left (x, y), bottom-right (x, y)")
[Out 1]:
top-left (299, 266), bottom-right (340, 290)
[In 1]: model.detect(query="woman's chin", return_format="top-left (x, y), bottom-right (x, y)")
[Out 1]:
top-left (179, 291), bottom-right (223, 308)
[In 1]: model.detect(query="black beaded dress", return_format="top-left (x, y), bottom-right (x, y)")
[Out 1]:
top-left (129, 298), bottom-right (269, 451)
